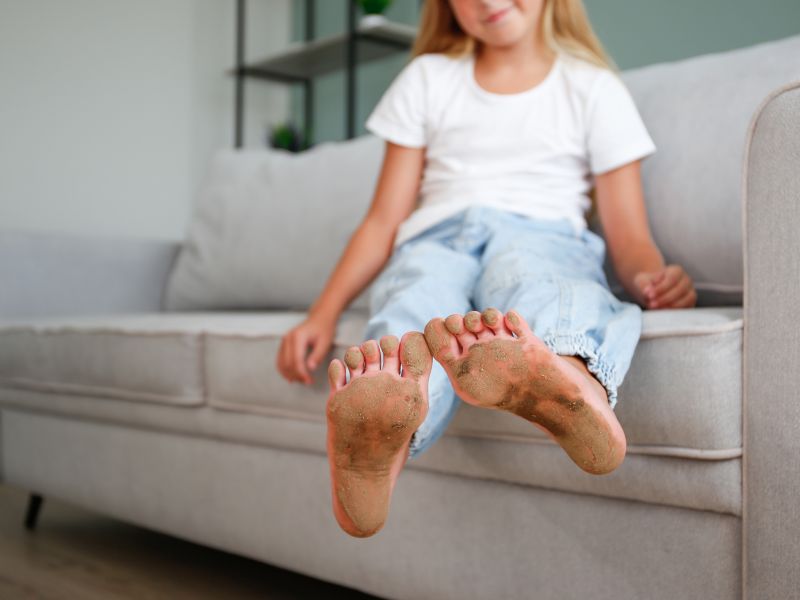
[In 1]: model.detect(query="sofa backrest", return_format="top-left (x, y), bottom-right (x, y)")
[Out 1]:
top-left (165, 34), bottom-right (800, 312)
top-left (598, 33), bottom-right (800, 305)
top-left (165, 135), bottom-right (382, 311)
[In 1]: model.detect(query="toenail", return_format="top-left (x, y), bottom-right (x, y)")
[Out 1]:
top-left (328, 360), bottom-right (344, 380)
top-left (464, 312), bottom-right (481, 329)
top-left (380, 336), bottom-right (398, 355)
top-left (344, 348), bottom-right (363, 367)
top-left (361, 342), bottom-right (379, 358)
top-left (482, 308), bottom-right (500, 326)
top-left (445, 315), bottom-right (464, 334)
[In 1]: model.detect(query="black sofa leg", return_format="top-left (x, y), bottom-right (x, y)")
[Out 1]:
top-left (24, 494), bottom-right (44, 531)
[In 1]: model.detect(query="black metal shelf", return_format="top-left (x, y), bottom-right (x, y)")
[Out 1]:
top-left (232, 0), bottom-right (420, 148)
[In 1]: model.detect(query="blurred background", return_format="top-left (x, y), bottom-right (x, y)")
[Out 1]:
top-left (1, 0), bottom-right (798, 241)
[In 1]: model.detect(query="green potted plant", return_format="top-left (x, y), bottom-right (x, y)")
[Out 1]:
top-left (358, 0), bottom-right (393, 29)
top-left (357, 0), bottom-right (392, 16)
top-left (268, 122), bottom-right (311, 153)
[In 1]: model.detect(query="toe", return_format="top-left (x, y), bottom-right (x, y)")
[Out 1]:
top-left (399, 332), bottom-right (432, 381)
top-left (328, 359), bottom-right (346, 390)
top-left (482, 307), bottom-right (513, 337)
top-left (423, 318), bottom-right (460, 364)
top-left (380, 335), bottom-right (400, 374)
top-left (465, 310), bottom-right (492, 340)
top-left (361, 340), bottom-right (381, 373)
top-left (344, 346), bottom-right (365, 379)
top-left (445, 313), bottom-right (477, 352)
top-left (505, 310), bottom-right (532, 339)
top-left (444, 314), bottom-right (465, 336)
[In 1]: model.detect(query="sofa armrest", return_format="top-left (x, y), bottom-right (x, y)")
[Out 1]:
top-left (742, 80), bottom-right (800, 599)
top-left (0, 230), bottom-right (180, 319)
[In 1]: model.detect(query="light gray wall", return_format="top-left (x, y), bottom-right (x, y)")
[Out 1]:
top-left (291, 0), bottom-right (800, 144)
top-left (0, 0), bottom-right (291, 241)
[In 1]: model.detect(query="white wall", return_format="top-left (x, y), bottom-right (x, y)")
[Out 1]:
top-left (0, 0), bottom-right (291, 241)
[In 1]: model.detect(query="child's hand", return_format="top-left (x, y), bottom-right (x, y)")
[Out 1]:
top-left (633, 265), bottom-right (697, 310)
top-left (277, 315), bottom-right (336, 385)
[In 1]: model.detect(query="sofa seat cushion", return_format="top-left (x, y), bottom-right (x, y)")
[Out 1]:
top-left (0, 312), bottom-right (366, 407)
top-left (0, 318), bottom-right (206, 406)
top-left (0, 306), bottom-right (742, 451)
top-left (0, 306), bottom-right (742, 515)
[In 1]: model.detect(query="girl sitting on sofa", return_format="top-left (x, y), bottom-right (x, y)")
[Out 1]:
top-left (277, 0), bottom-right (697, 538)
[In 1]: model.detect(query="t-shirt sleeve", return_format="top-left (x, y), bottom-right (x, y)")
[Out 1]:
top-left (585, 71), bottom-right (656, 175)
top-left (365, 57), bottom-right (427, 148)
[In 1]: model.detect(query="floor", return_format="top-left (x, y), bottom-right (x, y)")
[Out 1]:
top-left (0, 483), bottom-right (379, 599)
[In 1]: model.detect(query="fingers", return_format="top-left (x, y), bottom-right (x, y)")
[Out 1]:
top-left (643, 265), bottom-right (699, 309)
top-left (292, 331), bottom-right (312, 384)
top-left (278, 335), bottom-right (302, 383)
top-left (278, 318), bottom-right (338, 385)
top-left (645, 265), bottom-right (680, 299)
top-left (650, 274), bottom-right (693, 308)
top-left (671, 287), bottom-right (698, 308)
top-left (307, 334), bottom-right (332, 372)
top-left (278, 329), bottom-right (317, 385)
top-left (276, 337), bottom-right (291, 381)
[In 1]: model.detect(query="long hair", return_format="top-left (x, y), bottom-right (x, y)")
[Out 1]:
top-left (410, 0), bottom-right (618, 73)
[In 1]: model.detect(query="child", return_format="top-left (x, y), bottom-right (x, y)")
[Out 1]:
top-left (277, 0), bottom-right (697, 538)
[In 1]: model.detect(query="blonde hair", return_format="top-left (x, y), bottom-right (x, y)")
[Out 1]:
top-left (411, 0), bottom-right (618, 73)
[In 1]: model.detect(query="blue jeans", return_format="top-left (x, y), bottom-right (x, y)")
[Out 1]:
top-left (364, 206), bottom-right (642, 460)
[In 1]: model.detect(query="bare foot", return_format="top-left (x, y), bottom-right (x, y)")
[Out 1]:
top-left (423, 308), bottom-right (626, 474)
top-left (326, 332), bottom-right (431, 537)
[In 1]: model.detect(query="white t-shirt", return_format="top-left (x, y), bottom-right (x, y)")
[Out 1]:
top-left (365, 50), bottom-right (656, 247)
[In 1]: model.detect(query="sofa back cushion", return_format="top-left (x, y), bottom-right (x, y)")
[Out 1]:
top-left (166, 35), bottom-right (800, 311)
top-left (596, 34), bottom-right (800, 305)
top-left (165, 134), bottom-right (383, 311)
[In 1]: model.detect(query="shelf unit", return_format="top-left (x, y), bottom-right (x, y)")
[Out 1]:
top-left (231, 0), bottom-right (421, 148)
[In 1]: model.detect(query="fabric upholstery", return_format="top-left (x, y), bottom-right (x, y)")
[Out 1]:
top-left (0, 230), bottom-right (178, 319)
top-left (0, 323), bottom-right (204, 406)
top-left (1, 410), bottom-right (741, 600)
top-left (0, 307), bottom-right (742, 452)
top-left (594, 34), bottom-right (800, 306)
top-left (742, 81), bottom-right (800, 599)
top-left (163, 135), bottom-right (382, 311)
top-left (0, 388), bottom-right (740, 515)
top-left (0, 306), bottom-right (743, 514)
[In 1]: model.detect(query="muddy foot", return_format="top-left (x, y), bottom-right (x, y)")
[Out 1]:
top-left (326, 332), bottom-right (431, 537)
top-left (423, 308), bottom-right (626, 474)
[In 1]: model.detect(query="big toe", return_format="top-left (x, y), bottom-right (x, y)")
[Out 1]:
top-left (400, 332), bottom-right (432, 381)
top-left (423, 318), bottom-right (460, 364)
top-left (505, 309), bottom-right (533, 339)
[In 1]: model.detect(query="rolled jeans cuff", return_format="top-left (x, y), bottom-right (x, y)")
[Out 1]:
top-left (541, 332), bottom-right (621, 410)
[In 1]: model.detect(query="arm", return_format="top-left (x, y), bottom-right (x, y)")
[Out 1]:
top-left (594, 160), bottom-right (696, 309)
top-left (277, 141), bottom-right (426, 384)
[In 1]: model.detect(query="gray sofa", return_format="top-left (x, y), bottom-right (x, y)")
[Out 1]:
top-left (2, 35), bottom-right (799, 599)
